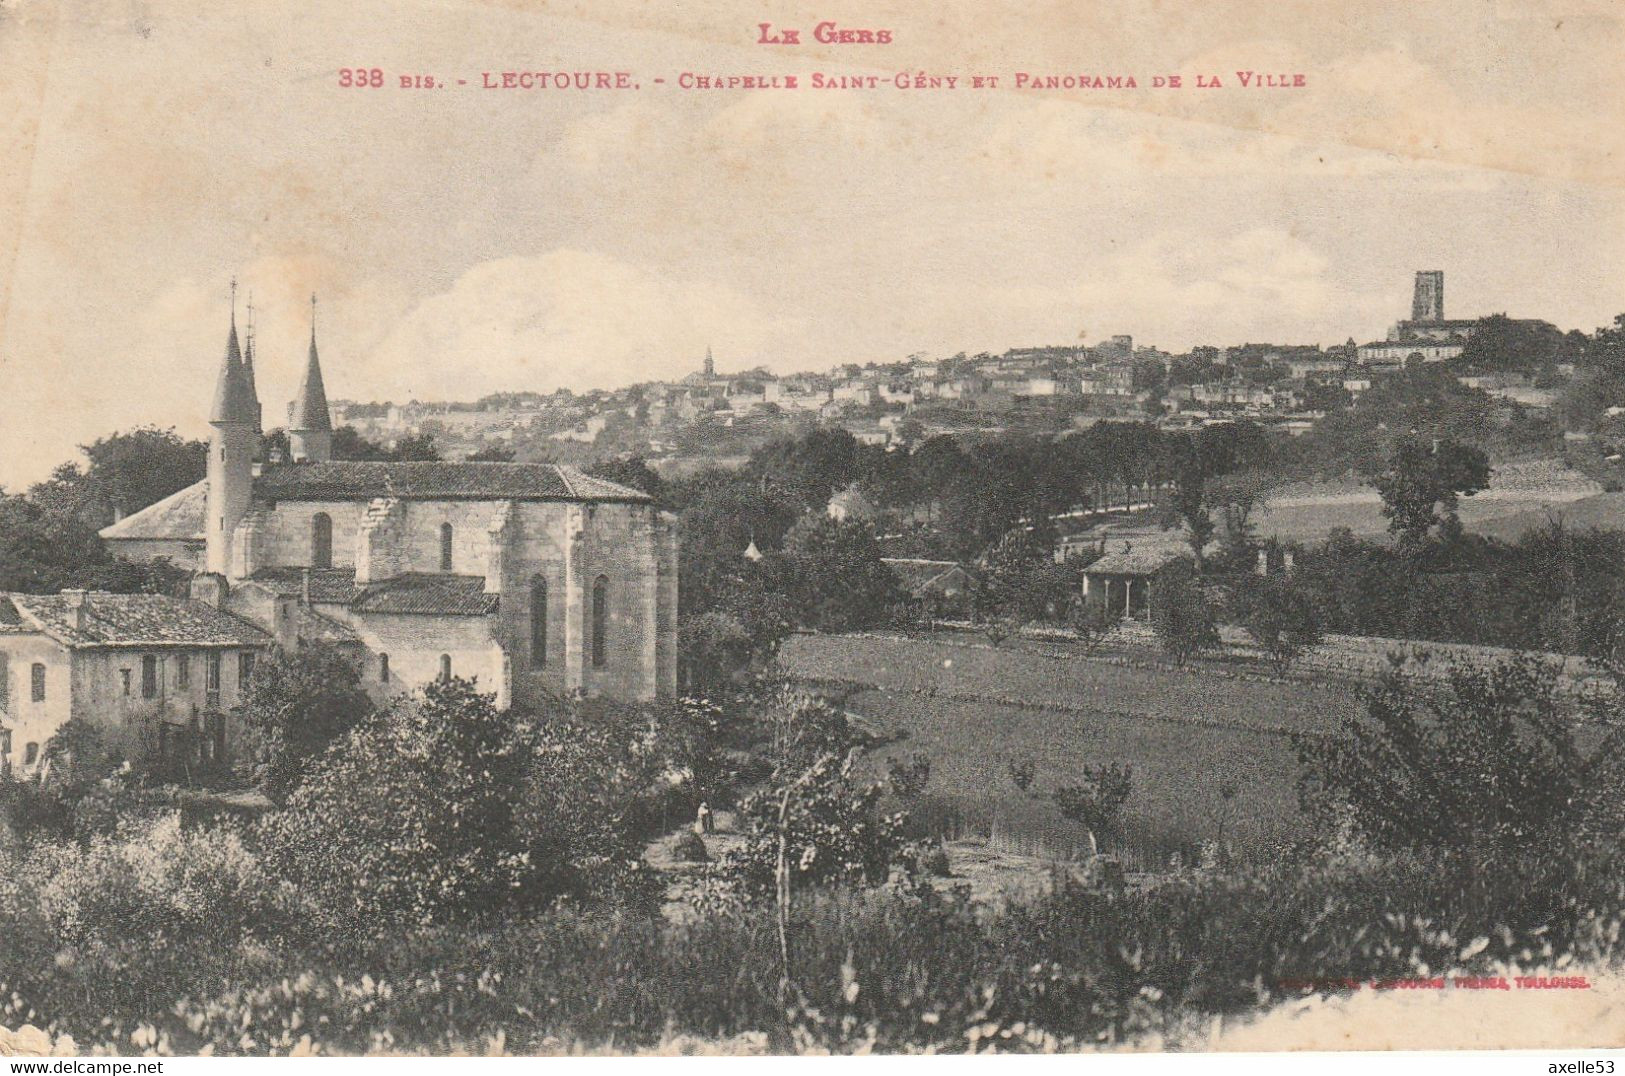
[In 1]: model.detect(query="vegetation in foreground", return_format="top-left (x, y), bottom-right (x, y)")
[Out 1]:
top-left (1, 644), bottom-right (1622, 1055)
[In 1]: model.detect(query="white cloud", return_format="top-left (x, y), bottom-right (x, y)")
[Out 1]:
top-left (358, 250), bottom-right (804, 399)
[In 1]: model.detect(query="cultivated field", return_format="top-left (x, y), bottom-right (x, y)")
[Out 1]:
top-left (775, 633), bottom-right (1360, 865)
top-left (1255, 457), bottom-right (1607, 544)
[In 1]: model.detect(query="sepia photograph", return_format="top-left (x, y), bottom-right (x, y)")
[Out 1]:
top-left (0, 0), bottom-right (1622, 1062)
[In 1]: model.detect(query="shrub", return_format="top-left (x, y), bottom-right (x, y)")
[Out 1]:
top-left (258, 677), bottom-right (536, 930)
top-left (1149, 563), bottom-right (1218, 666)
top-left (673, 830), bottom-right (710, 863)
top-left (719, 694), bottom-right (910, 895)
top-left (1297, 654), bottom-right (1625, 855)
top-left (1232, 573), bottom-right (1323, 673)
top-left (233, 642), bottom-right (374, 802)
top-left (1053, 763), bottom-right (1134, 852)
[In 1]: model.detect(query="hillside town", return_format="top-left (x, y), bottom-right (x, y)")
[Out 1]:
top-left (328, 272), bottom-right (1582, 470)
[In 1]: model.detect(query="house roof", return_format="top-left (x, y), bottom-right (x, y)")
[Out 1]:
top-left (0, 592), bottom-right (273, 648)
top-left (253, 462), bottom-right (651, 503)
top-left (98, 480), bottom-right (208, 542)
top-left (248, 567), bottom-right (496, 616)
top-left (248, 567), bottom-right (364, 604)
top-left (1085, 547), bottom-right (1191, 577)
top-left (351, 573), bottom-right (499, 616)
top-left (230, 580), bottom-right (362, 644)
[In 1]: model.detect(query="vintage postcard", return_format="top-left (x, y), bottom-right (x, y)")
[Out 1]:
top-left (1, 0), bottom-right (1623, 1061)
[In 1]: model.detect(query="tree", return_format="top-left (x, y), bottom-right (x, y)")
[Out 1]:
top-left (1297, 655), bottom-right (1625, 854)
top-left (1371, 436), bottom-right (1491, 553)
top-left (726, 693), bottom-right (909, 894)
top-left (232, 642), bottom-right (375, 802)
top-left (1148, 562), bottom-right (1218, 666)
top-left (588, 455), bottom-right (666, 500)
top-left (1232, 574), bottom-right (1323, 673)
top-left (259, 677), bottom-right (535, 928)
top-left (775, 516), bottom-right (903, 633)
top-left (391, 432), bottom-right (441, 461)
top-left (1066, 592), bottom-right (1118, 653)
top-left (1206, 470), bottom-right (1278, 558)
top-left (28, 427), bottom-right (206, 526)
top-left (330, 426), bottom-right (395, 461)
top-left (467, 444), bottom-right (517, 462)
top-left (0, 494), bottom-right (111, 592)
top-left (1052, 763), bottom-right (1133, 852)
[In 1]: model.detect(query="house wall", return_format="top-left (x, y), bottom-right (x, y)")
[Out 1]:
top-left (71, 645), bottom-right (256, 758)
top-left (0, 636), bottom-right (257, 773)
top-left (323, 608), bottom-right (505, 705)
top-left (0, 634), bottom-right (70, 773)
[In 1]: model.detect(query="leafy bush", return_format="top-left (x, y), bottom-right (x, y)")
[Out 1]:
top-left (717, 693), bottom-right (909, 895)
top-left (258, 677), bottom-right (537, 930)
top-left (1053, 763), bottom-right (1134, 851)
top-left (1232, 574), bottom-right (1324, 673)
top-left (233, 642), bottom-right (374, 802)
top-left (672, 830), bottom-right (710, 863)
top-left (1298, 654), bottom-right (1625, 854)
top-left (1149, 563), bottom-right (1218, 665)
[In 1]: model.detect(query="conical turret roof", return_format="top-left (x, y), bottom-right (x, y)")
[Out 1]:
top-left (209, 317), bottom-right (258, 426)
top-left (289, 325), bottom-right (332, 433)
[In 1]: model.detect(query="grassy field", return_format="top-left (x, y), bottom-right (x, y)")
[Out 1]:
top-left (1254, 457), bottom-right (1607, 544)
top-left (775, 633), bottom-right (1360, 866)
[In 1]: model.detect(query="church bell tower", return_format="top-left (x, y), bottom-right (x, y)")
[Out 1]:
top-left (206, 281), bottom-right (258, 575)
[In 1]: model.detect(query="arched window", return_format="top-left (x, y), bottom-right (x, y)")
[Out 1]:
top-left (312, 512), bottom-right (333, 569)
top-left (379, 653), bottom-right (390, 683)
top-left (530, 578), bottom-right (548, 668)
top-left (440, 523), bottom-right (454, 572)
top-left (439, 654), bottom-right (452, 681)
top-left (591, 575), bottom-right (609, 668)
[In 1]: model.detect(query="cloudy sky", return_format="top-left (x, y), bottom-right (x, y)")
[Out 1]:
top-left (1, 0), bottom-right (1621, 488)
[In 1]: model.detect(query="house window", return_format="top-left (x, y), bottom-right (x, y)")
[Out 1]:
top-left (24, 742), bottom-right (38, 766)
top-left (176, 653), bottom-right (190, 689)
top-left (0, 658), bottom-right (8, 709)
top-left (312, 512), bottom-right (333, 569)
top-left (121, 669), bottom-right (132, 697)
top-left (530, 578), bottom-right (547, 668)
top-left (206, 652), bottom-right (221, 700)
top-left (440, 523), bottom-right (454, 572)
top-left (379, 653), bottom-right (390, 683)
top-left (591, 575), bottom-right (609, 668)
top-left (141, 655), bottom-right (158, 699)
top-left (239, 651), bottom-right (256, 687)
top-left (0, 728), bottom-right (10, 758)
top-left (439, 654), bottom-right (452, 681)
top-left (30, 663), bottom-right (45, 702)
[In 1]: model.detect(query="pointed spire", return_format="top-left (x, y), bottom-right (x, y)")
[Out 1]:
top-left (242, 291), bottom-right (262, 432)
top-left (289, 292), bottom-right (332, 433)
top-left (210, 278), bottom-right (256, 425)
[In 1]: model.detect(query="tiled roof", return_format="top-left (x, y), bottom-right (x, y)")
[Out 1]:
top-left (253, 462), bottom-right (651, 503)
top-left (98, 480), bottom-right (208, 542)
top-left (0, 597), bottom-right (23, 628)
top-left (246, 568), bottom-right (497, 616)
top-left (1085, 547), bottom-right (1191, 577)
top-left (231, 580), bottom-right (362, 644)
top-left (249, 567), bottom-right (362, 603)
top-left (2, 592), bottom-right (273, 647)
top-left (351, 574), bottom-right (498, 616)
